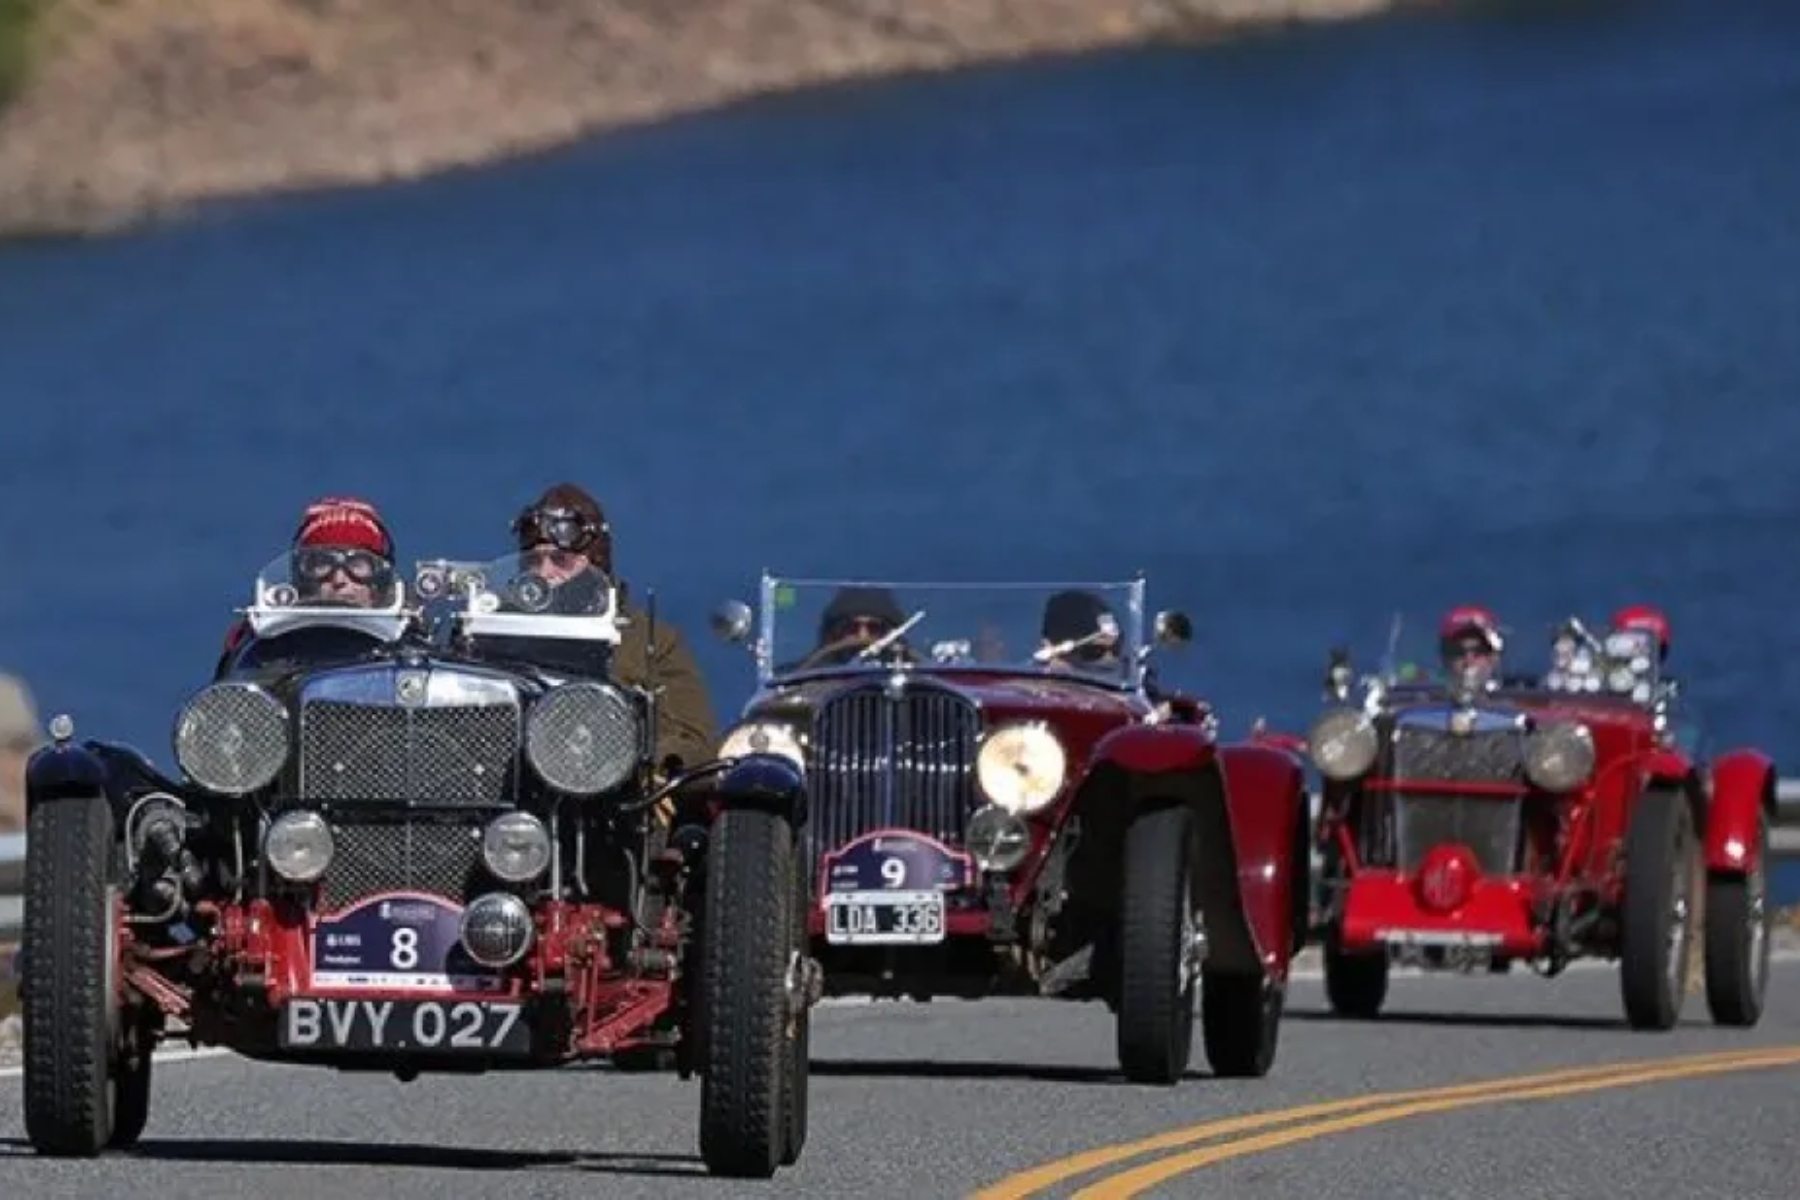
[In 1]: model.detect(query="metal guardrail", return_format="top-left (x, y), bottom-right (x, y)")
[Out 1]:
top-left (1, 783), bottom-right (1798, 952)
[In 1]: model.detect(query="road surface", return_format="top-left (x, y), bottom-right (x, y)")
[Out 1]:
top-left (4, 952), bottom-right (1797, 1199)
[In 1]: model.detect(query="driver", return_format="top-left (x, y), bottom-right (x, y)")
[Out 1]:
top-left (1039, 589), bottom-right (1121, 670)
top-left (1439, 604), bottom-right (1504, 693)
top-left (798, 586), bottom-right (909, 668)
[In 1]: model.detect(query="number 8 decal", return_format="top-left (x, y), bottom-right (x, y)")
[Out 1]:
top-left (391, 927), bottom-right (419, 969)
top-left (880, 857), bottom-right (906, 889)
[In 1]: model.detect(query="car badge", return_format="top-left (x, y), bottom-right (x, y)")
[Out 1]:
top-left (1449, 707), bottom-right (1478, 735)
top-left (884, 670), bottom-right (908, 699)
top-left (395, 670), bottom-right (428, 707)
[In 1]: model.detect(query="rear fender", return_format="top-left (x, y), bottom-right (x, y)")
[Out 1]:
top-left (711, 752), bottom-right (808, 829)
top-left (1703, 749), bottom-right (1776, 875)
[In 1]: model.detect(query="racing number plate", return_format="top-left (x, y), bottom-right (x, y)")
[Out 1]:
top-left (825, 889), bottom-right (946, 946)
top-left (278, 997), bottom-right (532, 1056)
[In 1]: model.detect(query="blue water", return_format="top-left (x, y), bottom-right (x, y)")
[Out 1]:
top-left (2, 0), bottom-right (1798, 894)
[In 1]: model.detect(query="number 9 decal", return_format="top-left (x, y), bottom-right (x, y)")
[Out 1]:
top-left (880, 857), bottom-right (906, 889)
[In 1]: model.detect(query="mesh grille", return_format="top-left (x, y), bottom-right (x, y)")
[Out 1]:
top-left (805, 684), bottom-right (980, 881)
top-left (298, 700), bottom-right (519, 803)
top-left (1392, 792), bottom-right (1523, 875)
top-left (318, 819), bottom-right (487, 911)
top-left (1389, 726), bottom-right (1524, 784)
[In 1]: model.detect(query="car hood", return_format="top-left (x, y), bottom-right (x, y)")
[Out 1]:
top-left (742, 669), bottom-right (1144, 722)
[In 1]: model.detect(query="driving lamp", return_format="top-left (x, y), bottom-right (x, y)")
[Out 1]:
top-left (1307, 708), bottom-right (1379, 781)
top-left (481, 812), bottom-right (553, 883)
top-left (1524, 721), bottom-right (1595, 792)
top-left (976, 723), bottom-right (1067, 815)
top-left (265, 810), bottom-right (334, 883)
top-left (719, 721), bottom-right (805, 770)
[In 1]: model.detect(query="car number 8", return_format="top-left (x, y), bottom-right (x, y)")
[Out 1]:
top-left (391, 927), bottom-right (420, 969)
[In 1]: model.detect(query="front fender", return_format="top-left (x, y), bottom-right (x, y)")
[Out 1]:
top-left (1704, 748), bottom-right (1777, 874)
top-left (712, 752), bottom-right (808, 829)
top-left (25, 740), bottom-right (110, 807)
top-left (1216, 744), bottom-right (1311, 977)
top-left (1091, 722), bottom-right (1217, 777)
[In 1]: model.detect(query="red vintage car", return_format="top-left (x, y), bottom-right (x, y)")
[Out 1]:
top-left (1304, 618), bottom-right (1775, 1029)
top-left (17, 548), bottom-right (812, 1179)
top-left (707, 573), bottom-right (1313, 1083)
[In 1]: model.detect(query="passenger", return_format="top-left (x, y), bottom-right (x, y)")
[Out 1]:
top-left (1609, 604), bottom-right (1672, 664)
top-left (1039, 589), bottom-right (1121, 671)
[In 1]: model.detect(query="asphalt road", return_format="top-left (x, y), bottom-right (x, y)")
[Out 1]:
top-left (4, 950), bottom-right (1798, 1200)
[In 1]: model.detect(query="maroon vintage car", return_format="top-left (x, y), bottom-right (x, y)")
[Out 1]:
top-left (707, 573), bottom-right (1314, 1083)
top-left (1304, 615), bottom-right (1775, 1029)
top-left (18, 549), bottom-right (812, 1179)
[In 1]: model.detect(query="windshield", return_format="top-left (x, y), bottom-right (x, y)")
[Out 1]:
top-left (255, 546), bottom-right (403, 612)
top-left (754, 576), bottom-right (1146, 688)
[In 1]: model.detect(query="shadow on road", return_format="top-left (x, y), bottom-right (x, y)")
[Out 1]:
top-left (0, 1138), bottom-right (707, 1178)
top-left (1283, 1007), bottom-right (1633, 1031)
top-left (811, 1058), bottom-right (1211, 1084)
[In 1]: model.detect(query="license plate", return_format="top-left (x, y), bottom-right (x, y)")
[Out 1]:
top-left (278, 997), bottom-right (532, 1055)
top-left (824, 889), bottom-right (945, 945)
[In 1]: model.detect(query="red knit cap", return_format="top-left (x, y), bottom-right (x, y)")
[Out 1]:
top-left (294, 496), bottom-right (393, 558)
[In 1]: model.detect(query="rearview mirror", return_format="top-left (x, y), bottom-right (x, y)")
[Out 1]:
top-left (1154, 609), bottom-right (1193, 646)
top-left (710, 600), bottom-right (754, 645)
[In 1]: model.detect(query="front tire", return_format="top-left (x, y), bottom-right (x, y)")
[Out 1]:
top-left (1201, 970), bottom-right (1284, 1078)
top-left (1116, 804), bottom-right (1198, 1084)
top-left (1702, 811), bottom-right (1772, 1027)
top-left (1619, 786), bottom-right (1695, 1031)
top-left (779, 851), bottom-right (809, 1167)
top-left (21, 791), bottom-right (128, 1156)
top-left (697, 807), bottom-right (796, 1178)
top-left (1323, 929), bottom-right (1389, 1019)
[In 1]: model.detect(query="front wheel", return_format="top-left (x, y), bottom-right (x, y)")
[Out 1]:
top-left (1702, 812), bottom-right (1772, 1027)
top-left (697, 807), bottom-right (801, 1178)
top-left (1115, 804), bottom-right (1199, 1084)
top-left (779, 852), bottom-right (810, 1167)
top-left (1618, 786), bottom-right (1695, 1031)
top-left (1201, 970), bottom-right (1284, 1078)
top-left (1323, 931), bottom-right (1389, 1019)
top-left (21, 791), bottom-right (134, 1156)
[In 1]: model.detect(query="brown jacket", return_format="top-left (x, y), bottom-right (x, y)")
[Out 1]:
top-left (613, 600), bottom-right (720, 775)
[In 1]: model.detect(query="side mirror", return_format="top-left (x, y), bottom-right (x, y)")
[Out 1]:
top-left (1153, 609), bottom-right (1193, 646)
top-left (710, 600), bottom-right (755, 645)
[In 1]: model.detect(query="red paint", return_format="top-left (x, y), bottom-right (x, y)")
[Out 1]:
top-left (1415, 844), bottom-right (1478, 913)
top-left (1705, 748), bottom-right (1776, 873)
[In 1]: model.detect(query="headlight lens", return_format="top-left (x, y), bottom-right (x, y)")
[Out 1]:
top-left (966, 804), bottom-right (1032, 872)
top-left (1307, 708), bottom-right (1379, 781)
top-left (719, 721), bottom-right (805, 770)
top-left (174, 682), bottom-right (290, 795)
top-left (481, 812), bottom-right (552, 883)
top-left (525, 681), bottom-right (641, 794)
top-left (1524, 721), bottom-right (1595, 792)
top-left (265, 811), bottom-right (334, 882)
top-left (976, 723), bottom-right (1067, 815)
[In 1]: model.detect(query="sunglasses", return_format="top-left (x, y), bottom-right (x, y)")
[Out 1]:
top-left (512, 505), bottom-right (603, 554)
top-left (830, 616), bottom-right (894, 639)
top-left (294, 546), bottom-right (389, 584)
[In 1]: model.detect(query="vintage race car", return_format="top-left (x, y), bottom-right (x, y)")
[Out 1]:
top-left (1305, 619), bottom-right (1774, 1029)
top-left (17, 546), bottom-right (814, 1179)
top-left (706, 574), bottom-right (1313, 1083)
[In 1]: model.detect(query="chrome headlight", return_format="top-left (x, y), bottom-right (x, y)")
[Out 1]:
top-left (264, 810), bottom-right (334, 882)
top-left (719, 721), bottom-right (805, 770)
top-left (976, 723), bottom-right (1067, 816)
top-left (525, 681), bottom-right (640, 794)
top-left (1524, 721), bottom-right (1595, 792)
top-left (966, 804), bottom-right (1032, 872)
top-left (1307, 707), bottom-right (1379, 781)
top-left (481, 812), bottom-right (552, 883)
top-left (174, 682), bottom-right (290, 795)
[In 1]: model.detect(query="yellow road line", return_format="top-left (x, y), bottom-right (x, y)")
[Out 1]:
top-left (970, 1045), bottom-right (1797, 1200)
top-left (1072, 1047), bottom-right (1800, 1198)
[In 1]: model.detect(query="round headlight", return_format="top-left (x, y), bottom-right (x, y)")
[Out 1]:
top-left (1307, 708), bottom-right (1379, 781)
top-left (976, 723), bottom-right (1067, 816)
top-left (265, 811), bottom-right (334, 883)
top-left (174, 682), bottom-right (290, 795)
top-left (525, 682), bottom-right (640, 794)
top-left (1525, 721), bottom-right (1595, 792)
top-left (459, 892), bottom-right (535, 968)
top-left (482, 812), bottom-right (552, 883)
top-left (719, 721), bottom-right (805, 770)
top-left (966, 804), bottom-right (1032, 872)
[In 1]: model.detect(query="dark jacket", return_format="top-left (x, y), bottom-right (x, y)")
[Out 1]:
top-left (613, 600), bottom-right (720, 775)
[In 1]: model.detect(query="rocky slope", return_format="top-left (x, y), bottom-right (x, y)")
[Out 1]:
top-left (0, 0), bottom-right (1413, 237)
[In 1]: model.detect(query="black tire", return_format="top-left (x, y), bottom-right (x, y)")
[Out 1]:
top-left (1115, 804), bottom-right (1198, 1085)
top-left (108, 1016), bottom-right (154, 1149)
top-left (21, 791), bottom-right (124, 1157)
top-left (697, 807), bottom-right (794, 1178)
top-left (1201, 970), bottom-right (1285, 1078)
top-left (1323, 930), bottom-right (1389, 1019)
top-left (779, 851), bottom-right (809, 1167)
top-left (1619, 785), bottom-right (1695, 1031)
top-left (1702, 811), bottom-right (1772, 1027)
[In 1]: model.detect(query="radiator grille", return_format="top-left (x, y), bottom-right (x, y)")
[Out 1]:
top-left (298, 699), bottom-right (519, 804)
top-left (317, 818), bottom-right (488, 911)
top-left (1388, 726), bottom-right (1524, 784)
top-left (1392, 791), bottom-right (1524, 875)
top-left (805, 684), bottom-right (981, 881)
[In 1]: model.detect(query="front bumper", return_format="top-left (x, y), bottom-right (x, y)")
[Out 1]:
top-left (1338, 870), bottom-right (1540, 960)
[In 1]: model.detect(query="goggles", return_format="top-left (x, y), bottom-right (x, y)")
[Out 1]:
top-left (513, 504), bottom-right (603, 554)
top-left (294, 546), bottom-right (390, 584)
top-left (826, 615), bottom-right (895, 642)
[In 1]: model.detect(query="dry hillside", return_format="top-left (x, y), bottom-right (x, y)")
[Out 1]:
top-left (0, 0), bottom-right (1405, 236)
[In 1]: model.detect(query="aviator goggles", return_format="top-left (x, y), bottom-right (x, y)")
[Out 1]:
top-left (294, 546), bottom-right (390, 584)
top-left (512, 504), bottom-right (604, 555)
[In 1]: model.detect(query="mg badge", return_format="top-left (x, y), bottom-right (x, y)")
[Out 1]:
top-left (395, 670), bottom-right (428, 707)
top-left (1449, 707), bottom-right (1478, 736)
